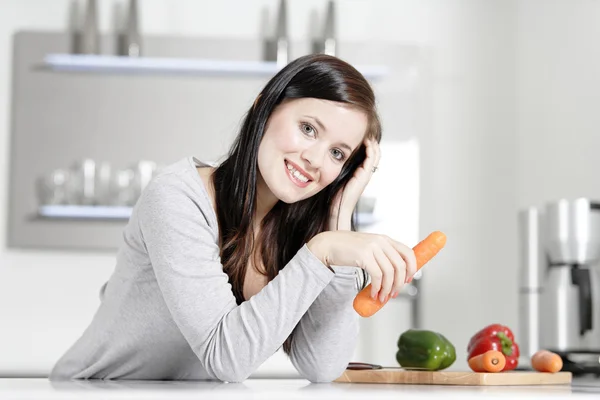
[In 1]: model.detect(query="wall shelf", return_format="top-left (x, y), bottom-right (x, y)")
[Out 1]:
top-left (38, 205), bottom-right (133, 220)
top-left (9, 31), bottom-right (420, 251)
top-left (42, 54), bottom-right (389, 80)
top-left (37, 204), bottom-right (380, 226)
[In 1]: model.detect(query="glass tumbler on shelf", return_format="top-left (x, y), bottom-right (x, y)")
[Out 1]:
top-left (109, 168), bottom-right (136, 207)
top-left (94, 161), bottom-right (112, 206)
top-left (66, 159), bottom-right (97, 206)
top-left (36, 169), bottom-right (70, 206)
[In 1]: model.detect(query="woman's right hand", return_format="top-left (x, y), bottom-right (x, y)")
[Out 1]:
top-left (307, 231), bottom-right (417, 303)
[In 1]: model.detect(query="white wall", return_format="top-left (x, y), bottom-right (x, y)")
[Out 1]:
top-left (5, 0), bottom-right (595, 377)
top-left (516, 0), bottom-right (600, 209)
top-left (418, 0), bottom-right (518, 368)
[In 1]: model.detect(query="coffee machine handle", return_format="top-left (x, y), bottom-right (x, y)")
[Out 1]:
top-left (571, 268), bottom-right (593, 336)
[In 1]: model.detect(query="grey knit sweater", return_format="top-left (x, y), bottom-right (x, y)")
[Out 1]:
top-left (49, 157), bottom-right (362, 383)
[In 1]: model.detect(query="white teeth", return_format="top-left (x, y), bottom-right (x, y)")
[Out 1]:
top-left (285, 162), bottom-right (309, 183)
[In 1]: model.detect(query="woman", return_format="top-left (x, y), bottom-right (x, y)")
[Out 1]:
top-left (49, 54), bottom-right (417, 383)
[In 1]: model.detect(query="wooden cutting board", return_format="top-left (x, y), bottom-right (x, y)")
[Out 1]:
top-left (335, 369), bottom-right (572, 386)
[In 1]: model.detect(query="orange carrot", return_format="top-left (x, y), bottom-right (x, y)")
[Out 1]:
top-left (531, 350), bottom-right (563, 373)
top-left (468, 350), bottom-right (506, 373)
top-left (353, 231), bottom-right (447, 317)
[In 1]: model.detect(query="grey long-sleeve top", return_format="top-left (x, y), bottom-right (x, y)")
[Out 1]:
top-left (49, 157), bottom-right (362, 383)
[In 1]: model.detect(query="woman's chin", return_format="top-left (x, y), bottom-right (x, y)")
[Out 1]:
top-left (268, 179), bottom-right (323, 204)
top-left (275, 188), bottom-right (322, 204)
top-left (277, 194), bottom-right (303, 204)
top-left (273, 188), bottom-right (308, 204)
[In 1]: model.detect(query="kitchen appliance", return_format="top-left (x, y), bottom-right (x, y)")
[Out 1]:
top-left (519, 198), bottom-right (600, 375)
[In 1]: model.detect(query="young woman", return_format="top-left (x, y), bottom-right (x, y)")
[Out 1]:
top-left (49, 54), bottom-right (417, 383)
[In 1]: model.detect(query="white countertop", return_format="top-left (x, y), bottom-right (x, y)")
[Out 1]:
top-left (1, 377), bottom-right (599, 400)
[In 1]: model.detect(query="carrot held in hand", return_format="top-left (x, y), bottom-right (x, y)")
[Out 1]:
top-left (531, 350), bottom-right (563, 373)
top-left (353, 231), bottom-right (447, 317)
top-left (468, 350), bottom-right (506, 372)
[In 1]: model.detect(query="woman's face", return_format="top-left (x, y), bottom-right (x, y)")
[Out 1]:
top-left (257, 97), bottom-right (368, 204)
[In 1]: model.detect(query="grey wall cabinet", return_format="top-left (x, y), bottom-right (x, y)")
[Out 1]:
top-left (7, 31), bottom-right (427, 252)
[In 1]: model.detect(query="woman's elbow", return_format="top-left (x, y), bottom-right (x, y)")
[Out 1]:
top-left (298, 364), bottom-right (347, 383)
top-left (212, 369), bottom-right (253, 383)
top-left (205, 355), bottom-right (253, 383)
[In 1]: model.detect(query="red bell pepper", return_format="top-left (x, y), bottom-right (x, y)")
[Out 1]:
top-left (467, 323), bottom-right (520, 371)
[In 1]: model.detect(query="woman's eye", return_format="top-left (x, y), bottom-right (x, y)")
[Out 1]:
top-left (301, 123), bottom-right (316, 137)
top-left (331, 148), bottom-right (345, 161)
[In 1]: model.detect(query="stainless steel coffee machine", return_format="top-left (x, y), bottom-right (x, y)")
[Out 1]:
top-left (519, 198), bottom-right (600, 374)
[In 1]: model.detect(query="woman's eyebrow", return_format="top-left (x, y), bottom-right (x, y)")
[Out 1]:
top-left (339, 143), bottom-right (353, 152)
top-left (303, 115), bottom-right (327, 132)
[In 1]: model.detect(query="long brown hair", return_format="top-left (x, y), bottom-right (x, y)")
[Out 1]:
top-left (212, 54), bottom-right (382, 354)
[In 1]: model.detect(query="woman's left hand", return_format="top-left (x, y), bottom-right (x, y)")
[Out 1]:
top-left (328, 138), bottom-right (381, 231)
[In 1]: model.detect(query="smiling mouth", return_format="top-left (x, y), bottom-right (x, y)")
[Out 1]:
top-left (285, 160), bottom-right (312, 187)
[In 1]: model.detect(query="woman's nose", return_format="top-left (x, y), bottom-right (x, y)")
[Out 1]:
top-left (301, 144), bottom-right (325, 170)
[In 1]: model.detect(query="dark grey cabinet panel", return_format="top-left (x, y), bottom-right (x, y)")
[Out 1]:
top-left (7, 31), bottom-right (427, 252)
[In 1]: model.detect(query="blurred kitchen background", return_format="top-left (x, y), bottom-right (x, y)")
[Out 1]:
top-left (1, 0), bottom-right (600, 379)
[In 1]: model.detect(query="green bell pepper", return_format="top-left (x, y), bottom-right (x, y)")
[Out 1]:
top-left (396, 329), bottom-right (456, 371)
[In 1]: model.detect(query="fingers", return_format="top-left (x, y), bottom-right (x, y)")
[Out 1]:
top-left (373, 248), bottom-right (395, 302)
top-left (381, 241), bottom-right (407, 298)
top-left (365, 138), bottom-right (381, 165)
top-left (365, 254), bottom-right (383, 299)
top-left (388, 239), bottom-right (418, 283)
top-left (372, 139), bottom-right (381, 168)
top-left (350, 232), bottom-right (417, 303)
top-left (361, 138), bottom-right (377, 175)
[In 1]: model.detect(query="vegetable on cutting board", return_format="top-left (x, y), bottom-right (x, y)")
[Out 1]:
top-left (353, 231), bottom-right (447, 317)
top-left (396, 329), bottom-right (456, 371)
top-left (468, 350), bottom-right (506, 373)
top-left (467, 323), bottom-right (520, 371)
top-left (531, 350), bottom-right (563, 373)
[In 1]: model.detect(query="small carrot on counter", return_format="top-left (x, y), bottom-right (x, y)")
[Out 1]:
top-left (531, 350), bottom-right (563, 373)
top-left (468, 350), bottom-right (506, 373)
top-left (353, 231), bottom-right (447, 317)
